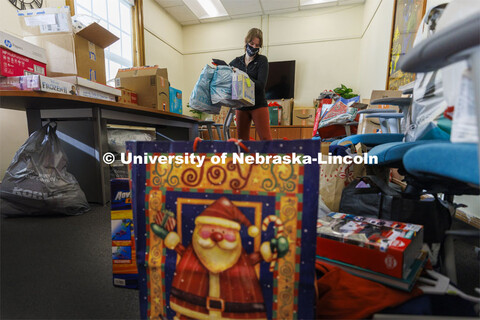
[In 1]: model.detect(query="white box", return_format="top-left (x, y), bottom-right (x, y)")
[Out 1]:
top-left (76, 86), bottom-right (116, 102)
top-left (55, 76), bottom-right (121, 96)
top-left (0, 75), bottom-right (76, 95)
top-left (0, 31), bottom-right (47, 64)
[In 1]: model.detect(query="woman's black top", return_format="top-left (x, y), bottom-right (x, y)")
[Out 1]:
top-left (229, 54), bottom-right (269, 110)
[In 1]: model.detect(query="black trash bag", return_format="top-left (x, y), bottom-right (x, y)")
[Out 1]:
top-left (0, 122), bottom-right (90, 217)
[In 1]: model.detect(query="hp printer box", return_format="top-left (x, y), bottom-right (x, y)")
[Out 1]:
top-left (111, 179), bottom-right (138, 289)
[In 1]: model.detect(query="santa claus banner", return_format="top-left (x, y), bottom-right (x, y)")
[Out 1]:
top-left (128, 140), bottom-right (320, 320)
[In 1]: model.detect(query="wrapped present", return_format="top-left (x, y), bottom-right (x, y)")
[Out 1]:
top-left (128, 140), bottom-right (320, 320)
top-left (317, 213), bottom-right (424, 278)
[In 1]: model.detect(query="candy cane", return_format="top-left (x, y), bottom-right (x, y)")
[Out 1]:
top-left (262, 215), bottom-right (284, 272)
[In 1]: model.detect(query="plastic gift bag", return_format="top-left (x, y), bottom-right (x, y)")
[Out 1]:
top-left (189, 64), bottom-right (220, 114)
top-left (128, 139), bottom-right (320, 319)
top-left (319, 143), bottom-right (366, 212)
top-left (0, 123), bottom-right (90, 216)
top-left (319, 100), bottom-right (358, 128)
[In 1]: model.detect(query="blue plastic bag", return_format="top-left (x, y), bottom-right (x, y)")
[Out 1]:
top-left (210, 65), bottom-right (237, 107)
top-left (189, 64), bottom-right (220, 114)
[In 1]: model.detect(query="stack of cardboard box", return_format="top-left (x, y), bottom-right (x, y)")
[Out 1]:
top-left (115, 66), bottom-right (169, 111)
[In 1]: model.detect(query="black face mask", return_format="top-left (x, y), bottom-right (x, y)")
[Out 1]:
top-left (246, 43), bottom-right (260, 57)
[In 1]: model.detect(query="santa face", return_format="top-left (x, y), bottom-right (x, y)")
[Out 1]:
top-left (192, 224), bottom-right (242, 274)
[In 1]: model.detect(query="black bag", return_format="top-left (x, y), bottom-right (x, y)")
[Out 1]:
top-left (1, 123), bottom-right (90, 217)
top-left (339, 175), bottom-right (452, 243)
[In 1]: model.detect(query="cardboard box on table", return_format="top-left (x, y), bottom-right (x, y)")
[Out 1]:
top-left (293, 107), bottom-right (316, 126)
top-left (169, 87), bottom-right (182, 114)
top-left (115, 66), bottom-right (169, 111)
top-left (118, 88), bottom-right (138, 106)
top-left (23, 9), bottom-right (119, 85)
top-left (0, 31), bottom-right (47, 76)
top-left (357, 90), bottom-right (402, 134)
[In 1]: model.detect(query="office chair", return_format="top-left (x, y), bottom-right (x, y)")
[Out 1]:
top-left (393, 11), bottom-right (480, 285)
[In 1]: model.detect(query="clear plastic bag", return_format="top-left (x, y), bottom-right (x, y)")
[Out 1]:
top-left (0, 123), bottom-right (90, 217)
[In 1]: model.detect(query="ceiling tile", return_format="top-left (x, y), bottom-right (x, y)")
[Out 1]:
top-left (200, 16), bottom-right (232, 23)
top-left (181, 20), bottom-right (201, 25)
top-left (338, 0), bottom-right (365, 4)
top-left (260, 0), bottom-right (299, 13)
top-left (165, 5), bottom-right (199, 22)
top-left (220, 0), bottom-right (263, 16)
top-left (300, 0), bottom-right (338, 10)
top-left (262, 7), bottom-right (299, 15)
top-left (154, 0), bottom-right (184, 8)
top-left (230, 12), bottom-right (264, 19)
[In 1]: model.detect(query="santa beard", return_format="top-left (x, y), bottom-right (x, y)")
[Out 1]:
top-left (192, 229), bottom-right (242, 274)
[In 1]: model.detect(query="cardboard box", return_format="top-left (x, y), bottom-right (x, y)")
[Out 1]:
top-left (317, 213), bottom-right (424, 278)
top-left (115, 66), bottom-right (169, 111)
top-left (0, 31), bottom-right (47, 64)
top-left (0, 48), bottom-right (46, 77)
top-left (25, 22), bottom-right (119, 84)
top-left (55, 76), bottom-right (121, 102)
top-left (293, 107), bottom-right (316, 126)
top-left (118, 88), bottom-right (138, 106)
top-left (232, 70), bottom-right (255, 106)
top-left (357, 90), bottom-right (402, 134)
top-left (111, 179), bottom-right (138, 289)
top-left (169, 87), bottom-right (182, 114)
top-left (0, 75), bottom-right (76, 95)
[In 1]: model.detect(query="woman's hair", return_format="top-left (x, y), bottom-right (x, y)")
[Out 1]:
top-left (244, 28), bottom-right (263, 48)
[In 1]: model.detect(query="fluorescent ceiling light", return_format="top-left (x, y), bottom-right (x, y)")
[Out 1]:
top-left (183, 0), bottom-right (228, 19)
top-left (300, 0), bottom-right (337, 6)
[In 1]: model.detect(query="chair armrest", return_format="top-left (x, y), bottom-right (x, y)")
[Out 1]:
top-left (370, 97), bottom-right (412, 107)
top-left (366, 113), bottom-right (404, 119)
top-left (357, 109), bottom-right (397, 115)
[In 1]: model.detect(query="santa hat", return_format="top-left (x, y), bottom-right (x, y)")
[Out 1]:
top-left (195, 197), bottom-right (260, 237)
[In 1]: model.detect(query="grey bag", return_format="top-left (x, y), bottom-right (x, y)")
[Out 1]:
top-left (0, 123), bottom-right (90, 216)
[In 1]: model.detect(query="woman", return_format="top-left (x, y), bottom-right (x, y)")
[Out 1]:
top-left (229, 28), bottom-right (271, 140)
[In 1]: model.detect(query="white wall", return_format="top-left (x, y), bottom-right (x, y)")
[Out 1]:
top-left (357, 0), bottom-right (395, 99)
top-left (182, 5), bottom-right (365, 107)
top-left (144, 0), bottom-right (184, 91)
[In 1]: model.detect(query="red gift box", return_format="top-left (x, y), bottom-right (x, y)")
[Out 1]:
top-left (0, 48), bottom-right (46, 77)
